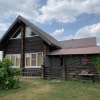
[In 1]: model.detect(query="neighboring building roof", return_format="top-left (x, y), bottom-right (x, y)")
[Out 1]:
top-left (59, 37), bottom-right (97, 48)
top-left (47, 46), bottom-right (100, 55)
top-left (0, 15), bottom-right (63, 49)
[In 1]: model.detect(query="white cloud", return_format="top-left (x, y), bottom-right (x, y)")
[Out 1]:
top-left (0, 0), bottom-right (40, 38)
top-left (37, 0), bottom-right (100, 23)
top-left (63, 35), bottom-right (76, 40)
top-left (63, 23), bottom-right (100, 44)
top-left (97, 43), bottom-right (100, 46)
top-left (0, 0), bottom-right (40, 20)
top-left (0, 23), bottom-right (10, 32)
top-left (75, 23), bottom-right (100, 38)
top-left (51, 28), bottom-right (64, 39)
top-left (0, 0), bottom-right (100, 24)
top-left (0, 23), bottom-right (10, 38)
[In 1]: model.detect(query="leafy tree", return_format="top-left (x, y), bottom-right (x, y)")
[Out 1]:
top-left (0, 58), bottom-right (22, 89)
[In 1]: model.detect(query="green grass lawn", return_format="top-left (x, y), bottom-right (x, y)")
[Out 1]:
top-left (0, 77), bottom-right (100, 100)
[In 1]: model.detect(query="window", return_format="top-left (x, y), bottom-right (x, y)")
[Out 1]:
top-left (26, 53), bottom-right (30, 66)
top-left (26, 27), bottom-right (38, 37)
top-left (11, 27), bottom-right (21, 39)
top-left (31, 54), bottom-right (36, 66)
top-left (16, 54), bottom-right (20, 66)
top-left (38, 53), bottom-right (43, 66)
top-left (6, 55), bottom-right (10, 59)
top-left (11, 55), bottom-right (16, 66)
top-left (25, 53), bottom-right (43, 68)
top-left (5, 54), bottom-right (20, 68)
top-left (16, 32), bottom-right (21, 38)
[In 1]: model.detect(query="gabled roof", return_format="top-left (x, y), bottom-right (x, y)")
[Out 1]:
top-left (0, 15), bottom-right (63, 49)
top-left (47, 46), bottom-right (100, 55)
top-left (59, 37), bottom-right (97, 48)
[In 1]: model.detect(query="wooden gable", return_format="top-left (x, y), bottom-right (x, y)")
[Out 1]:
top-left (0, 15), bottom-right (63, 51)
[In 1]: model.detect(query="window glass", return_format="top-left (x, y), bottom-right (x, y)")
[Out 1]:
top-left (38, 53), bottom-right (43, 66)
top-left (25, 53), bottom-right (43, 67)
top-left (31, 54), bottom-right (36, 66)
top-left (26, 27), bottom-right (37, 37)
top-left (31, 60), bottom-right (36, 66)
top-left (11, 55), bottom-right (16, 66)
top-left (16, 32), bottom-right (21, 38)
top-left (11, 27), bottom-right (21, 39)
top-left (16, 55), bottom-right (20, 66)
top-left (6, 55), bottom-right (10, 59)
top-left (26, 54), bottom-right (30, 66)
top-left (5, 54), bottom-right (20, 67)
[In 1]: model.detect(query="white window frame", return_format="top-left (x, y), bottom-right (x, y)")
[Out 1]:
top-left (6, 54), bottom-right (20, 68)
top-left (25, 52), bottom-right (43, 68)
top-left (25, 27), bottom-right (38, 37)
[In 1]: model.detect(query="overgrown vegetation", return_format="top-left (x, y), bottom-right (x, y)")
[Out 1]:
top-left (0, 58), bottom-right (22, 90)
top-left (89, 55), bottom-right (100, 77)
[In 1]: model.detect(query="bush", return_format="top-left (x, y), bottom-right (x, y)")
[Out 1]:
top-left (0, 58), bottom-right (22, 89)
top-left (89, 55), bottom-right (100, 77)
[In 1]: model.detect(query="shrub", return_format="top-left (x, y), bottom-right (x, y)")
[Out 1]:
top-left (0, 58), bottom-right (22, 89)
top-left (89, 55), bottom-right (100, 77)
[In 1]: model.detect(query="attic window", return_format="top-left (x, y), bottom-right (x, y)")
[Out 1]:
top-left (11, 27), bottom-right (21, 39)
top-left (26, 27), bottom-right (38, 37)
top-left (16, 32), bottom-right (21, 38)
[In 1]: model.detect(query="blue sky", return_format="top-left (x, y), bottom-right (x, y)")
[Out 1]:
top-left (0, 0), bottom-right (100, 59)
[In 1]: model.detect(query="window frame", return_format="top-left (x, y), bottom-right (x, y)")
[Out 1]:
top-left (25, 27), bottom-right (38, 37)
top-left (5, 54), bottom-right (21, 68)
top-left (25, 52), bottom-right (43, 68)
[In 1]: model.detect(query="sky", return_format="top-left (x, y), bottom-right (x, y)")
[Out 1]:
top-left (0, 0), bottom-right (100, 60)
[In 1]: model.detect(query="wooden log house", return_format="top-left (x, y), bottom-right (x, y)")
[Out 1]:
top-left (0, 15), bottom-right (100, 81)
top-left (0, 15), bottom-right (62, 76)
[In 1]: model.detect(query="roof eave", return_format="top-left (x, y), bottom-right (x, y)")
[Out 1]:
top-left (0, 16), bottom-right (21, 43)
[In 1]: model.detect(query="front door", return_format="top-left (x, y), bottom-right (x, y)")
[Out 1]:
top-left (50, 57), bottom-right (62, 79)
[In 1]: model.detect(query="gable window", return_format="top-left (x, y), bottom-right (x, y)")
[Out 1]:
top-left (26, 27), bottom-right (38, 37)
top-left (25, 52), bottom-right (43, 68)
top-left (5, 54), bottom-right (20, 68)
top-left (11, 27), bottom-right (21, 39)
top-left (16, 32), bottom-right (21, 38)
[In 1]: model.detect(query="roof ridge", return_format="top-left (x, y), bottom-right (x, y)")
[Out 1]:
top-left (59, 37), bottom-right (96, 42)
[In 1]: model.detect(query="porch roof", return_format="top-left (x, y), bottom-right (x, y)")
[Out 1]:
top-left (47, 46), bottom-right (100, 55)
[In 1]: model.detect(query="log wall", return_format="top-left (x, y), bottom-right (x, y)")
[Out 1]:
top-left (64, 56), bottom-right (99, 81)
top-left (3, 36), bottom-right (49, 76)
top-left (4, 36), bottom-right (45, 55)
top-left (43, 55), bottom-right (99, 81)
top-left (4, 39), bottom-right (21, 54)
top-left (24, 36), bottom-right (44, 53)
top-left (23, 68), bottom-right (41, 76)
